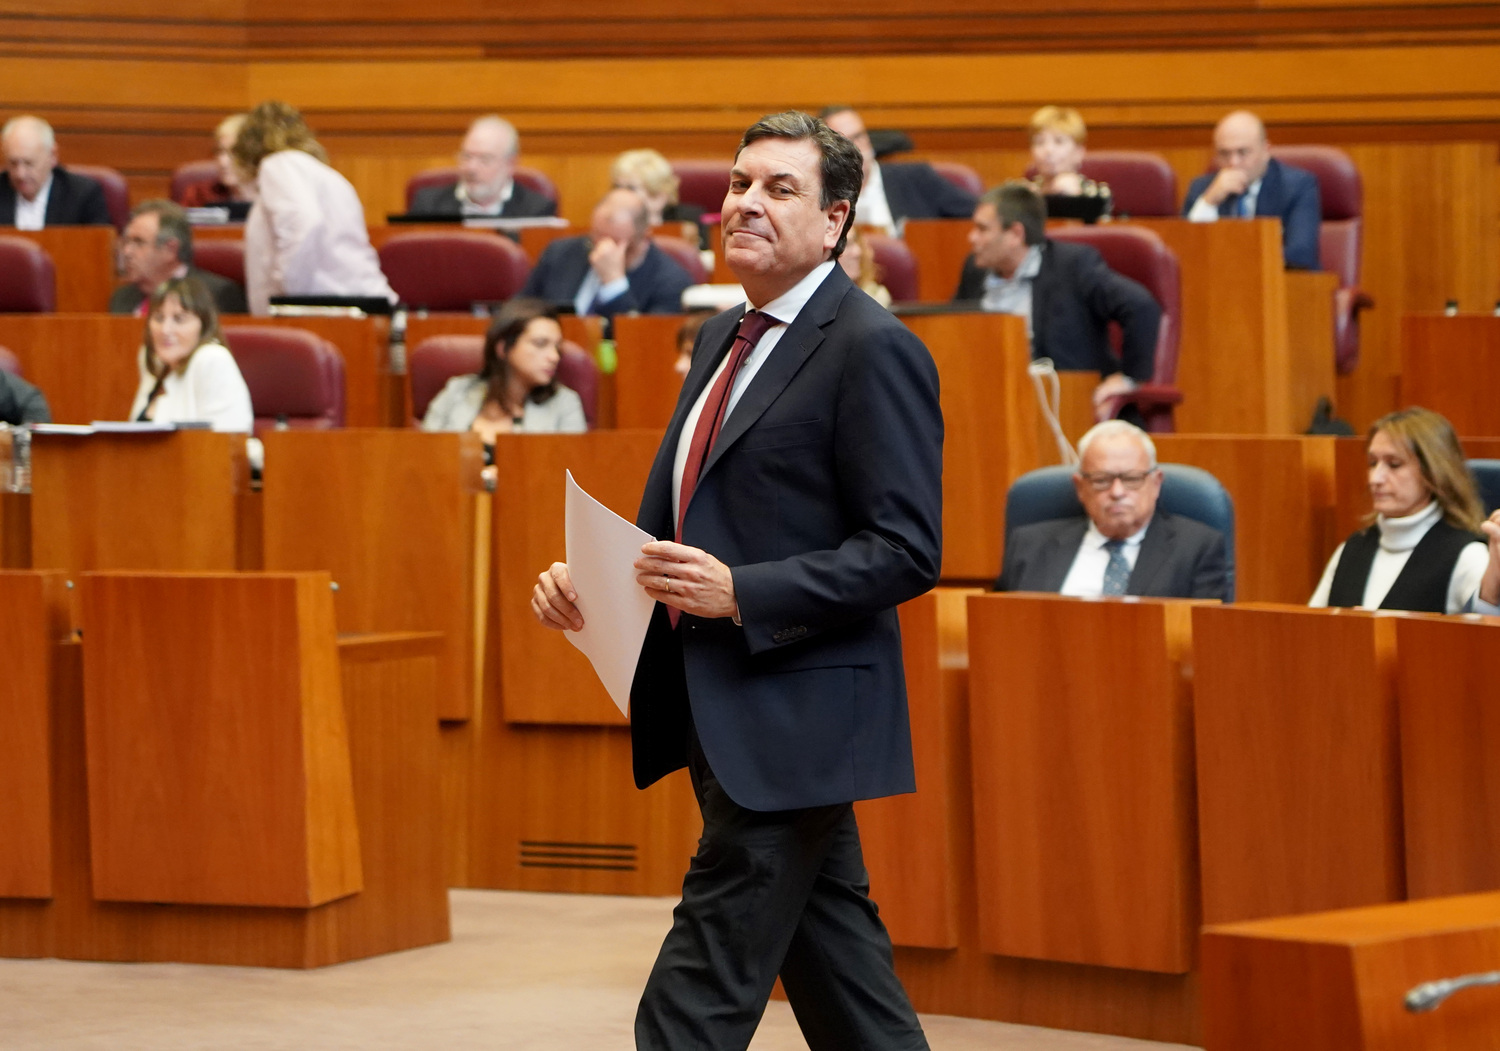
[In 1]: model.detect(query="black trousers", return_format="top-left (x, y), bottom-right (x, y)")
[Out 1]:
top-left (635, 728), bottom-right (928, 1050)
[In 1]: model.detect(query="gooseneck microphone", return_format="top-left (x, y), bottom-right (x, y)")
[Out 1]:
top-left (1405, 970), bottom-right (1500, 1012)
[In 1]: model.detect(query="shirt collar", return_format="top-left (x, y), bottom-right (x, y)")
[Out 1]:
top-left (985, 243), bottom-right (1043, 287)
top-left (746, 260), bottom-right (835, 325)
top-left (1082, 516), bottom-right (1152, 550)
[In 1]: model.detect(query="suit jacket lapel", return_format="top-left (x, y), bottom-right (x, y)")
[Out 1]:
top-left (1126, 513), bottom-right (1174, 595)
top-left (1037, 519), bottom-right (1088, 591)
top-left (699, 267), bottom-right (846, 479)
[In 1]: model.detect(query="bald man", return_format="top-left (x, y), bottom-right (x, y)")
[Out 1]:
top-left (1182, 110), bottom-right (1320, 270)
top-left (521, 188), bottom-right (693, 320)
top-left (409, 115), bottom-right (556, 219)
top-left (0, 115), bottom-right (111, 229)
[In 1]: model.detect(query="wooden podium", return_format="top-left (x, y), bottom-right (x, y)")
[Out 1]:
top-left (1401, 315), bottom-right (1500, 437)
top-left (1193, 604), bottom-right (1405, 926)
top-left (968, 593), bottom-right (1201, 973)
top-left (1203, 892), bottom-right (1500, 1051)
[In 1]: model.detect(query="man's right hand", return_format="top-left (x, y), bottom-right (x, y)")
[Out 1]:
top-left (1202, 168), bottom-right (1250, 207)
top-left (532, 562), bottom-right (584, 631)
top-left (588, 236), bottom-right (628, 285)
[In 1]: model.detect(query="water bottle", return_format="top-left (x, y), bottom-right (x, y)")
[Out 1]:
top-left (9, 425), bottom-right (31, 493)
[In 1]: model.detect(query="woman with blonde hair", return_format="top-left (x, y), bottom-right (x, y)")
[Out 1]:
top-left (1028, 105), bottom-right (1111, 212)
top-left (233, 99), bottom-right (394, 315)
top-left (1310, 406), bottom-right (1497, 613)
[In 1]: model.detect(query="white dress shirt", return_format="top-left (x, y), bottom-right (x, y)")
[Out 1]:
top-left (1058, 518), bottom-right (1151, 598)
top-left (671, 260), bottom-right (834, 525)
top-left (13, 177), bottom-right (50, 230)
top-left (980, 244), bottom-right (1043, 341)
top-left (456, 179), bottom-right (515, 217)
top-left (1308, 501), bottom-right (1493, 614)
top-left (244, 150), bottom-right (396, 315)
top-left (1187, 176), bottom-right (1263, 222)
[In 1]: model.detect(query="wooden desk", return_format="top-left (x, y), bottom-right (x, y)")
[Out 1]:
top-left (0, 582), bottom-right (448, 968)
top-left (1203, 892), bottom-right (1500, 1051)
top-left (1401, 315), bottom-right (1500, 437)
top-left (613, 314), bottom-right (685, 430)
top-left (5, 227), bottom-right (116, 313)
top-left (1153, 434), bottom-right (1336, 603)
top-left (30, 429), bottom-right (249, 575)
top-left (968, 593), bottom-right (1200, 973)
top-left (0, 314), bottom-right (391, 428)
top-left (261, 430), bottom-right (488, 722)
top-left (1193, 604), bottom-right (1404, 926)
top-left (1394, 613), bottom-right (1500, 901)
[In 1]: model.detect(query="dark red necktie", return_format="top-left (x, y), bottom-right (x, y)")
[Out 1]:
top-left (670, 309), bottom-right (778, 626)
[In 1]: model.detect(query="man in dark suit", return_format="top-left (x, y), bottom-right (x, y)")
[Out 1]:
top-left (407, 115), bottom-right (556, 219)
top-left (1182, 110), bottom-right (1321, 270)
top-left (997, 420), bottom-right (1228, 600)
top-left (0, 115), bottom-right (111, 229)
top-left (533, 111), bottom-right (942, 1050)
top-left (521, 188), bottom-right (693, 321)
top-left (107, 200), bottom-right (247, 315)
top-left (955, 181), bottom-right (1161, 414)
top-left (821, 106), bottom-right (976, 233)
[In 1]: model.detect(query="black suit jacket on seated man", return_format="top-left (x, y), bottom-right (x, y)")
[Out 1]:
top-left (107, 266), bottom-right (248, 316)
top-left (630, 263), bottom-right (944, 811)
top-left (0, 166), bottom-right (111, 227)
top-left (521, 237), bottom-right (693, 320)
top-left (954, 237), bottom-right (1162, 381)
top-left (1182, 156), bottom-right (1321, 271)
top-left (407, 180), bottom-right (557, 219)
top-left (880, 160), bottom-right (978, 223)
top-left (996, 509), bottom-right (1229, 600)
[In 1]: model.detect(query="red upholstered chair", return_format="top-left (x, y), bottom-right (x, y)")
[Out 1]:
top-left (221, 326), bottom-right (346, 436)
top-left (68, 164), bottom-right (130, 230)
top-left (929, 161), bottom-right (984, 199)
top-left (651, 235), bottom-right (708, 285)
top-left (0, 237), bottom-right (57, 312)
top-left (864, 234), bottom-right (919, 302)
top-left (670, 160), bottom-right (732, 215)
top-left (193, 238), bottom-right (246, 289)
top-left (1047, 225), bottom-right (1183, 432)
top-left (0, 346), bottom-right (22, 377)
top-left (402, 166), bottom-right (558, 211)
top-left (1077, 151), bottom-right (1179, 217)
top-left (378, 231), bottom-right (532, 310)
top-left (1271, 145), bottom-right (1372, 373)
top-left (170, 160), bottom-right (222, 205)
top-left (408, 334), bottom-right (599, 429)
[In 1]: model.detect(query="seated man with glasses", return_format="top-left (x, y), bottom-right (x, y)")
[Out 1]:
top-left (996, 420), bottom-right (1229, 599)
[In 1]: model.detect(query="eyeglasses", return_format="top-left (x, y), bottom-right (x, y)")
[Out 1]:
top-left (1078, 469), bottom-right (1157, 491)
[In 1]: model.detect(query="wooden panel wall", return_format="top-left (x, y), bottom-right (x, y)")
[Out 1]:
top-left (2, 9), bottom-right (1499, 430)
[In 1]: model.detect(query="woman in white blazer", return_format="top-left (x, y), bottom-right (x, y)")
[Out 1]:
top-left (128, 276), bottom-right (253, 433)
top-left (232, 100), bottom-right (395, 316)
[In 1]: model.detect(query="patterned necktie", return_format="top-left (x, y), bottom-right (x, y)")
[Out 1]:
top-left (670, 309), bottom-right (778, 626)
top-left (1101, 538), bottom-right (1130, 597)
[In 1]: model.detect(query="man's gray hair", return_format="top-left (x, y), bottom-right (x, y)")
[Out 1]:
top-left (469, 115), bottom-right (519, 159)
top-left (2, 115), bottom-right (56, 150)
top-left (1076, 419), bottom-right (1156, 467)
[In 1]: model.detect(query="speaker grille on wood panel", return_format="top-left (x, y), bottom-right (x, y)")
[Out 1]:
top-left (519, 840), bottom-right (638, 871)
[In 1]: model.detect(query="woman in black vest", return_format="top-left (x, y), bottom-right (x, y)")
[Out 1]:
top-left (1310, 407), bottom-right (1491, 613)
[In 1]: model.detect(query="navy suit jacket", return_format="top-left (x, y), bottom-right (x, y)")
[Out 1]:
top-left (522, 237), bottom-right (693, 319)
top-left (995, 510), bottom-right (1229, 600)
top-left (0, 167), bottom-right (111, 227)
top-left (629, 266), bottom-right (944, 812)
top-left (880, 161), bottom-right (977, 224)
top-left (953, 238), bottom-right (1161, 381)
top-left (1181, 157), bottom-right (1321, 270)
top-left (407, 181), bottom-right (557, 219)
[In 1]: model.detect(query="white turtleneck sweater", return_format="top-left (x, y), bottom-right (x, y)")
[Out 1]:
top-left (1309, 501), bottom-right (1493, 614)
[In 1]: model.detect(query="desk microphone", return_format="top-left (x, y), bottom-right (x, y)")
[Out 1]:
top-left (1405, 970), bottom-right (1500, 1012)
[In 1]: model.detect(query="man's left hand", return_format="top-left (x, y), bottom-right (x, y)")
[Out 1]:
top-left (635, 540), bottom-right (739, 620)
top-left (1092, 372), bottom-right (1139, 419)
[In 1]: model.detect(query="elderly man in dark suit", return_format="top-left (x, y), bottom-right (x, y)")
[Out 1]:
top-left (108, 200), bottom-right (247, 316)
top-left (407, 115), bottom-right (556, 219)
top-left (821, 106), bottom-right (976, 234)
top-left (1182, 110), bottom-right (1321, 270)
top-left (0, 115), bottom-right (110, 229)
top-left (521, 187), bottom-right (693, 321)
top-left (954, 180), bottom-right (1161, 415)
top-left (997, 420), bottom-right (1228, 600)
top-left (533, 111), bottom-right (942, 1050)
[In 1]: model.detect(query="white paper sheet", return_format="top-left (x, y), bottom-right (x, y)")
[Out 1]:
top-left (563, 470), bottom-right (657, 717)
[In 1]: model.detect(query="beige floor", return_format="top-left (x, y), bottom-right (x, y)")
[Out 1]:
top-left (0, 889), bottom-right (1202, 1050)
